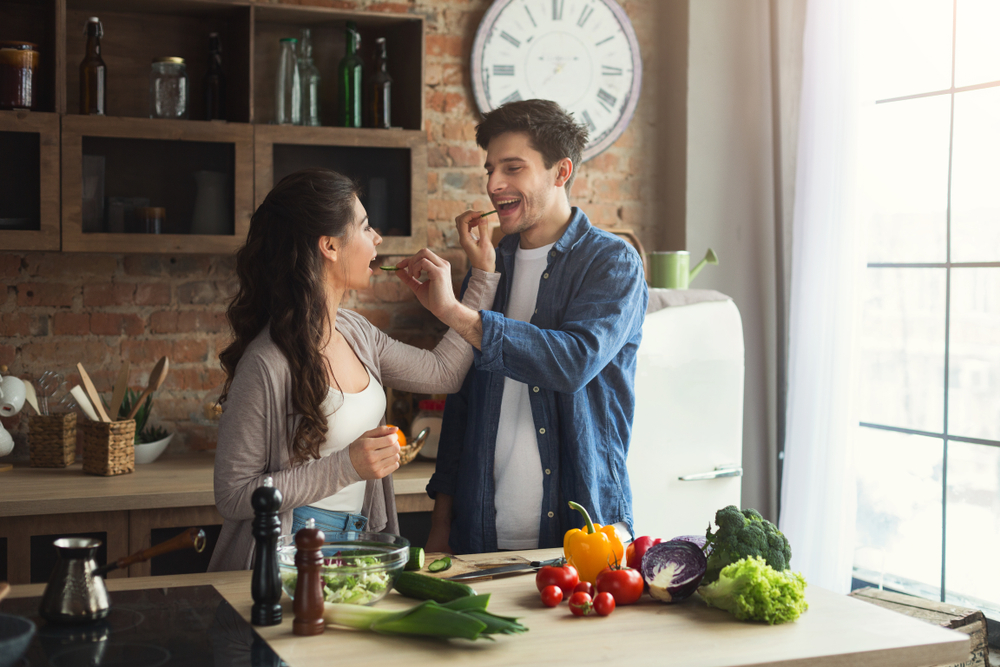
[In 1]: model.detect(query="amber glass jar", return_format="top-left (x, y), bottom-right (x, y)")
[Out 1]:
top-left (0, 41), bottom-right (39, 110)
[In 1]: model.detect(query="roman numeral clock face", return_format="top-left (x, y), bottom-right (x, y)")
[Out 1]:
top-left (471, 0), bottom-right (643, 162)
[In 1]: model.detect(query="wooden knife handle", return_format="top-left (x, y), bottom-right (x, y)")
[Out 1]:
top-left (115, 527), bottom-right (207, 569)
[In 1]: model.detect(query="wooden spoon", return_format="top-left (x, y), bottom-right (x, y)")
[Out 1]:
top-left (108, 360), bottom-right (130, 421)
top-left (77, 362), bottom-right (110, 422)
top-left (126, 357), bottom-right (169, 421)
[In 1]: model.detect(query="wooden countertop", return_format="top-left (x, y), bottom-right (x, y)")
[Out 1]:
top-left (6, 549), bottom-right (970, 667)
top-left (0, 453), bottom-right (435, 517)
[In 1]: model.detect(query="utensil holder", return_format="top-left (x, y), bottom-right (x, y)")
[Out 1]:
top-left (28, 412), bottom-right (77, 468)
top-left (81, 419), bottom-right (135, 476)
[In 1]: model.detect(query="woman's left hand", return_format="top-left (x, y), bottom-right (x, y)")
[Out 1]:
top-left (395, 249), bottom-right (460, 320)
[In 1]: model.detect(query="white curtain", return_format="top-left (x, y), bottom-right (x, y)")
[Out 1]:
top-left (778, 0), bottom-right (866, 593)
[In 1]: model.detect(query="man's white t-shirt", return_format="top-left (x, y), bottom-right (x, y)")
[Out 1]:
top-left (494, 242), bottom-right (554, 549)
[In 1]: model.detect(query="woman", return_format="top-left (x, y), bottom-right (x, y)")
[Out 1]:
top-left (208, 168), bottom-right (497, 571)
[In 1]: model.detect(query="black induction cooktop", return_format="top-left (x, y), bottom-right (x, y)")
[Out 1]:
top-left (4, 585), bottom-right (288, 667)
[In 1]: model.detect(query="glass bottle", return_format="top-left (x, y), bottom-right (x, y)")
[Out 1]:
top-left (337, 22), bottom-right (363, 128)
top-left (79, 17), bottom-right (106, 115)
top-left (297, 29), bottom-right (320, 127)
top-left (149, 57), bottom-right (188, 119)
top-left (203, 32), bottom-right (226, 121)
top-left (369, 37), bottom-right (392, 129)
top-left (275, 37), bottom-right (300, 125)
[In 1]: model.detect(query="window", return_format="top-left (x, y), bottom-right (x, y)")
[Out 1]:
top-left (853, 0), bottom-right (1000, 615)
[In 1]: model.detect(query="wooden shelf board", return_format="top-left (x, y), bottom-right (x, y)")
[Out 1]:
top-left (252, 3), bottom-right (423, 27)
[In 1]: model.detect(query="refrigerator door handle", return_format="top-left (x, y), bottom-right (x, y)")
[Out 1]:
top-left (678, 465), bottom-right (743, 481)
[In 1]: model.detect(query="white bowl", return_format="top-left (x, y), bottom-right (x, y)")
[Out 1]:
top-left (134, 433), bottom-right (173, 464)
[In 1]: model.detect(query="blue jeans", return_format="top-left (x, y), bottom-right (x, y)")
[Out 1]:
top-left (292, 505), bottom-right (368, 536)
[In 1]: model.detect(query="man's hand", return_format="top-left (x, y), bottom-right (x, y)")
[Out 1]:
top-left (394, 248), bottom-right (460, 320)
top-left (348, 425), bottom-right (401, 480)
top-left (425, 493), bottom-right (455, 554)
top-left (456, 210), bottom-right (497, 274)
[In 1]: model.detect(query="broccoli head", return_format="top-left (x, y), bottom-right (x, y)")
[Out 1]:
top-left (702, 505), bottom-right (792, 583)
top-left (697, 556), bottom-right (808, 624)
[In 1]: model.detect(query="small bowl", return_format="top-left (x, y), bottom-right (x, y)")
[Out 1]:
top-left (277, 531), bottom-right (409, 606)
top-left (134, 433), bottom-right (173, 464)
top-left (0, 613), bottom-right (36, 667)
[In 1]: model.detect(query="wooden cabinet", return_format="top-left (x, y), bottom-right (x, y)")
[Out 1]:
top-left (0, 110), bottom-right (61, 250)
top-left (0, 0), bottom-right (427, 254)
top-left (61, 114), bottom-right (254, 253)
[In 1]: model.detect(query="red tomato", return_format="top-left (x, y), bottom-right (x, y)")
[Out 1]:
top-left (596, 566), bottom-right (644, 605)
top-left (593, 591), bottom-right (616, 617)
top-left (535, 563), bottom-right (580, 596)
top-left (568, 591), bottom-right (592, 617)
top-left (573, 581), bottom-right (594, 597)
top-left (540, 585), bottom-right (563, 607)
top-left (626, 536), bottom-right (662, 570)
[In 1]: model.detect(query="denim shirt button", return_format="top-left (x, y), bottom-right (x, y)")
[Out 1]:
top-left (543, 273), bottom-right (549, 279)
top-left (547, 511), bottom-right (554, 518)
top-left (533, 386), bottom-right (539, 393)
top-left (545, 468), bottom-right (551, 475)
top-left (539, 427), bottom-right (546, 435)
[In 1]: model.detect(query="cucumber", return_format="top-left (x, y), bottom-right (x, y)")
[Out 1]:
top-left (394, 571), bottom-right (476, 602)
top-left (405, 547), bottom-right (425, 571)
top-left (427, 556), bottom-right (452, 572)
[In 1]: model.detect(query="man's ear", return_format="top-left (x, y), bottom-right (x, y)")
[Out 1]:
top-left (554, 157), bottom-right (574, 189)
top-left (318, 235), bottom-right (339, 262)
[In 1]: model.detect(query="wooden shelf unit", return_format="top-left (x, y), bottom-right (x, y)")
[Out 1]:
top-left (0, 0), bottom-right (427, 254)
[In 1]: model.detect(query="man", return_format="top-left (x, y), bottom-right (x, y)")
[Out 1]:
top-left (425, 99), bottom-right (648, 554)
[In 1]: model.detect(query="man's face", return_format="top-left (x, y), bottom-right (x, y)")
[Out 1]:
top-left (484, 132), bottom-right (563, 237)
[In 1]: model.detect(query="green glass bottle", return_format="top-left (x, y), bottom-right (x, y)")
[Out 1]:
top-left (337, 21), bottom-right (363, 128)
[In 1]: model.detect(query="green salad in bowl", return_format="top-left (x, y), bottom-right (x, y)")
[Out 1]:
top-left (277, 531), bottom-right (409, 606)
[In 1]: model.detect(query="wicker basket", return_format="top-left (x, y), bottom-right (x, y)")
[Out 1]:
top-left (81, 419), bottom-right (136, 476)
top-left (28, 412), bottom-right (78, 468)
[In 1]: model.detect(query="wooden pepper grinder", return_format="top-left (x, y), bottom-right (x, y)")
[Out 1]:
top-left (251, 476), bottom-right (283, 626)
top-left (293, 517), bottom-right (326, 636)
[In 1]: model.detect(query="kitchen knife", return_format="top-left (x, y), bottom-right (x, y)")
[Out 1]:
top-left (445, 557), bottom-right (565, 581)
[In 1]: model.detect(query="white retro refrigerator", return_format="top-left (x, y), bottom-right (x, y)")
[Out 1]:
top-left (627, 292), bottom-right (745, 540)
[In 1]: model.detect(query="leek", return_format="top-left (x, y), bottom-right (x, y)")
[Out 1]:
top-left (323, 594), bottom-right (527, 641)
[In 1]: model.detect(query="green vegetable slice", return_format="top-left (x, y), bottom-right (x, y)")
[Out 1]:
top-left (428, 556), bottom-right (452, 572)
top-left (405, 547), bottom-right (425, 571)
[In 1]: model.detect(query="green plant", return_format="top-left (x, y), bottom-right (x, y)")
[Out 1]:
top-left (117, 388), bottom-right (156, 444)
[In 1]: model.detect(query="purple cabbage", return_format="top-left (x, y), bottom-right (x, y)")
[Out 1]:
top-left (640, 540), bottom-right (707, 603)
top-left (670, 534), bottom-right (713, 555)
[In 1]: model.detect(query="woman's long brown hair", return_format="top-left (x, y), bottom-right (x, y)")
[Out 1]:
top-left (220, 168), bottom-right (359, 464)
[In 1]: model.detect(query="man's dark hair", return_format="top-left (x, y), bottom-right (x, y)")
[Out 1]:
top-left (475, 99), bottom-right (589, 195)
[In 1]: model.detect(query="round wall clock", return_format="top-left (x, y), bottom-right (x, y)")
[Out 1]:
top-left (470, 0), bottom-right (643, 162)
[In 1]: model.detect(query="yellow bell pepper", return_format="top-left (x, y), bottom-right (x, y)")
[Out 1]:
top-left (563, 501), bottom-right (625, 584)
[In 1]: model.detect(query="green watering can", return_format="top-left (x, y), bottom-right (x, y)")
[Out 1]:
top-left (649, 248), bottom-right (719, 289)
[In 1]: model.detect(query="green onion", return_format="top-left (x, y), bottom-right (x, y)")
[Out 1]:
top-left (323, 594), bottom-right (527, 641)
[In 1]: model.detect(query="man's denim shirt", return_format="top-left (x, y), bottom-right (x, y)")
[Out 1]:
top-left (427, 208), bottom-right (649, 554)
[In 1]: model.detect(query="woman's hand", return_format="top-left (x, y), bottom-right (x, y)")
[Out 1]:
top-left (348, 425), bottom-right (401, 480)
top-left (455, 210), bottom-right (497, 274)
top-left (394, 249), bottom-right (462, 320)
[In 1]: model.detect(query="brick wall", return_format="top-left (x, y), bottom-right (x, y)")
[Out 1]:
top-left (0, 0), bottom-right (663, 457)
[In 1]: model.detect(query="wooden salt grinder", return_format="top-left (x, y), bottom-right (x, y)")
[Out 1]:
top-left (251, 476), bottom-right (283, 626)
top-left (293, 517), bottom-right (326, 636)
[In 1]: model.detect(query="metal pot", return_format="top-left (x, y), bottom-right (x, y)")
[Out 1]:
top-left (39, 528), bottom-right (206, 624)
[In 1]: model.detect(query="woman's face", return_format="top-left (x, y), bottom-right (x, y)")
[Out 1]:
top-left (332, 196), bottom-right (382, 291)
